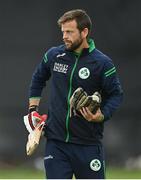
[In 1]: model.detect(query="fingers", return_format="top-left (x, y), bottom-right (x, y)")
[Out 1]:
top-left (80, 107), bottom-right (93, 121)
top-left (79, 107), bottom-right (103, 122)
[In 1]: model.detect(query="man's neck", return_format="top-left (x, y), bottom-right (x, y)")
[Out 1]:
top-left (74, 39), bottom-right (89, 54)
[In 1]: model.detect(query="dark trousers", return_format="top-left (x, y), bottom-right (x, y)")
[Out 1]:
top-left (44, 139), bottom-right (105, 179)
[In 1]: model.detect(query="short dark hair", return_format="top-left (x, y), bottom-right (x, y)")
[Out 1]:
top-left (57, 9), bottom-right (92, 38)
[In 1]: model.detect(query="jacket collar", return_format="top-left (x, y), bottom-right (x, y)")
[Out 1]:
top-left (72, 38), bottom-right (96, 57)
top-left (59, 38), bottom-right (96, 58)
top-left (88, 38), bottom-right (96, 53)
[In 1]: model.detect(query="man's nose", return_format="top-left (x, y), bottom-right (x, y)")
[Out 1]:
top-left (63, 32), bottom-right (68, 40)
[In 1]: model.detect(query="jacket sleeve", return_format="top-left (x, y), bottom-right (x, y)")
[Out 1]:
top-left (29, 49), bottom-right (53, 98)
top-left (100, 58), bottom-right (123, 121)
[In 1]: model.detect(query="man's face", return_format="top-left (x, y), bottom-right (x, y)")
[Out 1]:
top-left (61, 20), bottom-right (83, 51)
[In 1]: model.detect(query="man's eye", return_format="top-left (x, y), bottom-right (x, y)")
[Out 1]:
top-left (67, 31), bottom-right (73, 34)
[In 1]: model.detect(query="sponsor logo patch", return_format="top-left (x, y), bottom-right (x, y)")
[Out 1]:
top-left (53, 62), bottom-right (68, 74)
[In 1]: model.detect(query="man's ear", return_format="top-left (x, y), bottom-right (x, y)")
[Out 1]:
top-left (81, 28), bottom-right (89, 38)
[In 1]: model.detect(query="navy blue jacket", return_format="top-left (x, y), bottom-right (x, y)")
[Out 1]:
top-left (29, 39), bottom-right (123, 145)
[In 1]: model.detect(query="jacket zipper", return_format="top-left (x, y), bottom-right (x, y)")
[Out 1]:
top-left (65, 55), bottom-right (80, 142)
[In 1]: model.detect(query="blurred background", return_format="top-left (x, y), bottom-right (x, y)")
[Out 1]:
top-left (0, 0), bottom-right (141, 178)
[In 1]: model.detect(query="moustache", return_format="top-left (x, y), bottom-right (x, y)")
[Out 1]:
top-left (63, 39), bottom-right (72, 44)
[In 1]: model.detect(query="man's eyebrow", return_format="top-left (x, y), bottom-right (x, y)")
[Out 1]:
top-left (61, 30), bottom-right (73, 32)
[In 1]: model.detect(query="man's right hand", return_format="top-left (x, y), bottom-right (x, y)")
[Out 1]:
top-left (24, 111), bottom-right (47, 133)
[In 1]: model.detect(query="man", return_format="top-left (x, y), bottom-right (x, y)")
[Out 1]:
top-left (25, 9), bottom-right (123, 179)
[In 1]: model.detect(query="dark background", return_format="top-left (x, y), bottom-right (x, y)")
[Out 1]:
top-left (0, 0), bottom-right (140, 168)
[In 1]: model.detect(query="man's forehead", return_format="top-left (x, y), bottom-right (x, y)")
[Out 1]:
top-left (61, 20), bottom-right (77, 30)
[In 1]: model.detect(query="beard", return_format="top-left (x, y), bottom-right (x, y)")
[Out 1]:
top-left (64, 37), bottom-right (83, 51)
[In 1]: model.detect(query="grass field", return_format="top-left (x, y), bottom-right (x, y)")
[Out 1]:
top-left (0, 167), bottom-right (141, 179)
